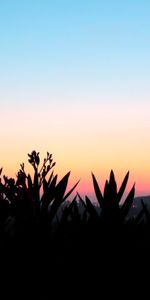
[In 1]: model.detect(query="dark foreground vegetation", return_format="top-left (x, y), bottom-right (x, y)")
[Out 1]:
top-left (0, 151), bottom-right (150, 298)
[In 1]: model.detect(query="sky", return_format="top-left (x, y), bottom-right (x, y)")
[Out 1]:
top-left (0, 0), bottom-right (150, 198)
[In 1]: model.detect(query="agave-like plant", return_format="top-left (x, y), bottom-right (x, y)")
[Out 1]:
top-left (84, 170), bottom-right (136, 225)
top-left (93, 170), bottom-right (135, 222)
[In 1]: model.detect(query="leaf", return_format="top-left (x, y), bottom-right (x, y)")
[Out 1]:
top-left (41, 174), bottom-right (57, 205)
top-left (47, 171), bottom-right (54, 186)
top-left (103, 180), bottom-right (109, 201)
top-left (68, 195), bottom-right (77, 210)
top-left (109, 170), bottom-right (117, 199)
top-left (52, 162), bottom-right (56, 168)
top-left (69, 196), bottom-right (80, 221)
top-left (85, 196), bottom-right (99, 219)
top-left (77, 192), bottom-right (87, 209)
top-left (117, 171), bottom-right (129, 203)
top-left (63, 179), bottom-right (80, 201)
top-left (48, 172), bottom-right (71, 222)
top-left (60, 195), bottom-right (77, 224)
top-left (55, 172), bottom-right (71, 199)
top-left (72, 200), bottom-right (81, 222)
top-left (91, 173), bottom-right (104, 208)
top-left (120, 184), bottom-right (135, 220)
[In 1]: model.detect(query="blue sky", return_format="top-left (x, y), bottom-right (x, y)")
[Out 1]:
top-left (0, 1), bottom-right (150, 196)
top-left (0, 0), bottom-right (150, 106)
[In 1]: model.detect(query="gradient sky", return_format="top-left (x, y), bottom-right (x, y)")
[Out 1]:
top-left (0, 0), bottom-right (150, 197)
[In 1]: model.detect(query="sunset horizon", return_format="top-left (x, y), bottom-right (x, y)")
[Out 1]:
top-left (0, 0), bottom-right (150, 198)
top-left (1, 2), bottom-right (150, 298)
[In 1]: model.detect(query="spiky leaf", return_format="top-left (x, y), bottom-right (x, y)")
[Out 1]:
top-left (49, 172), bottom-right (73, 222)
top-left (85, 196), bottom-right (99, 219)
top-left (117, 172), bottom-right (129, 203)
top-left (41, 174), bottom-right (57, 205)
top-left (77, 193), bottom-right (87, 209)
top-left (47, 171), bottom-right (54, 186)
top-left (63, 180), bottom-right (80, 201)
top-left (92, 173), bottom-right (104, 208)
top-left (109, 170), bottom-right (117, 199)
top-left (60, 196), bottom-right (77, 225)
top-left (103, 180), bottom-right (109, 202)
top-left (120, 184), bottom-right (135, 220)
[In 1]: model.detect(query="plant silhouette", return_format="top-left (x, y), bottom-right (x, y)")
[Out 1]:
top-left (0, 150), bottom-right (149, 298)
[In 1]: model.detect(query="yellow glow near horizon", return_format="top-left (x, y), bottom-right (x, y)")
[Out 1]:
top-left (0, 101), bottom-right (150, 197)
